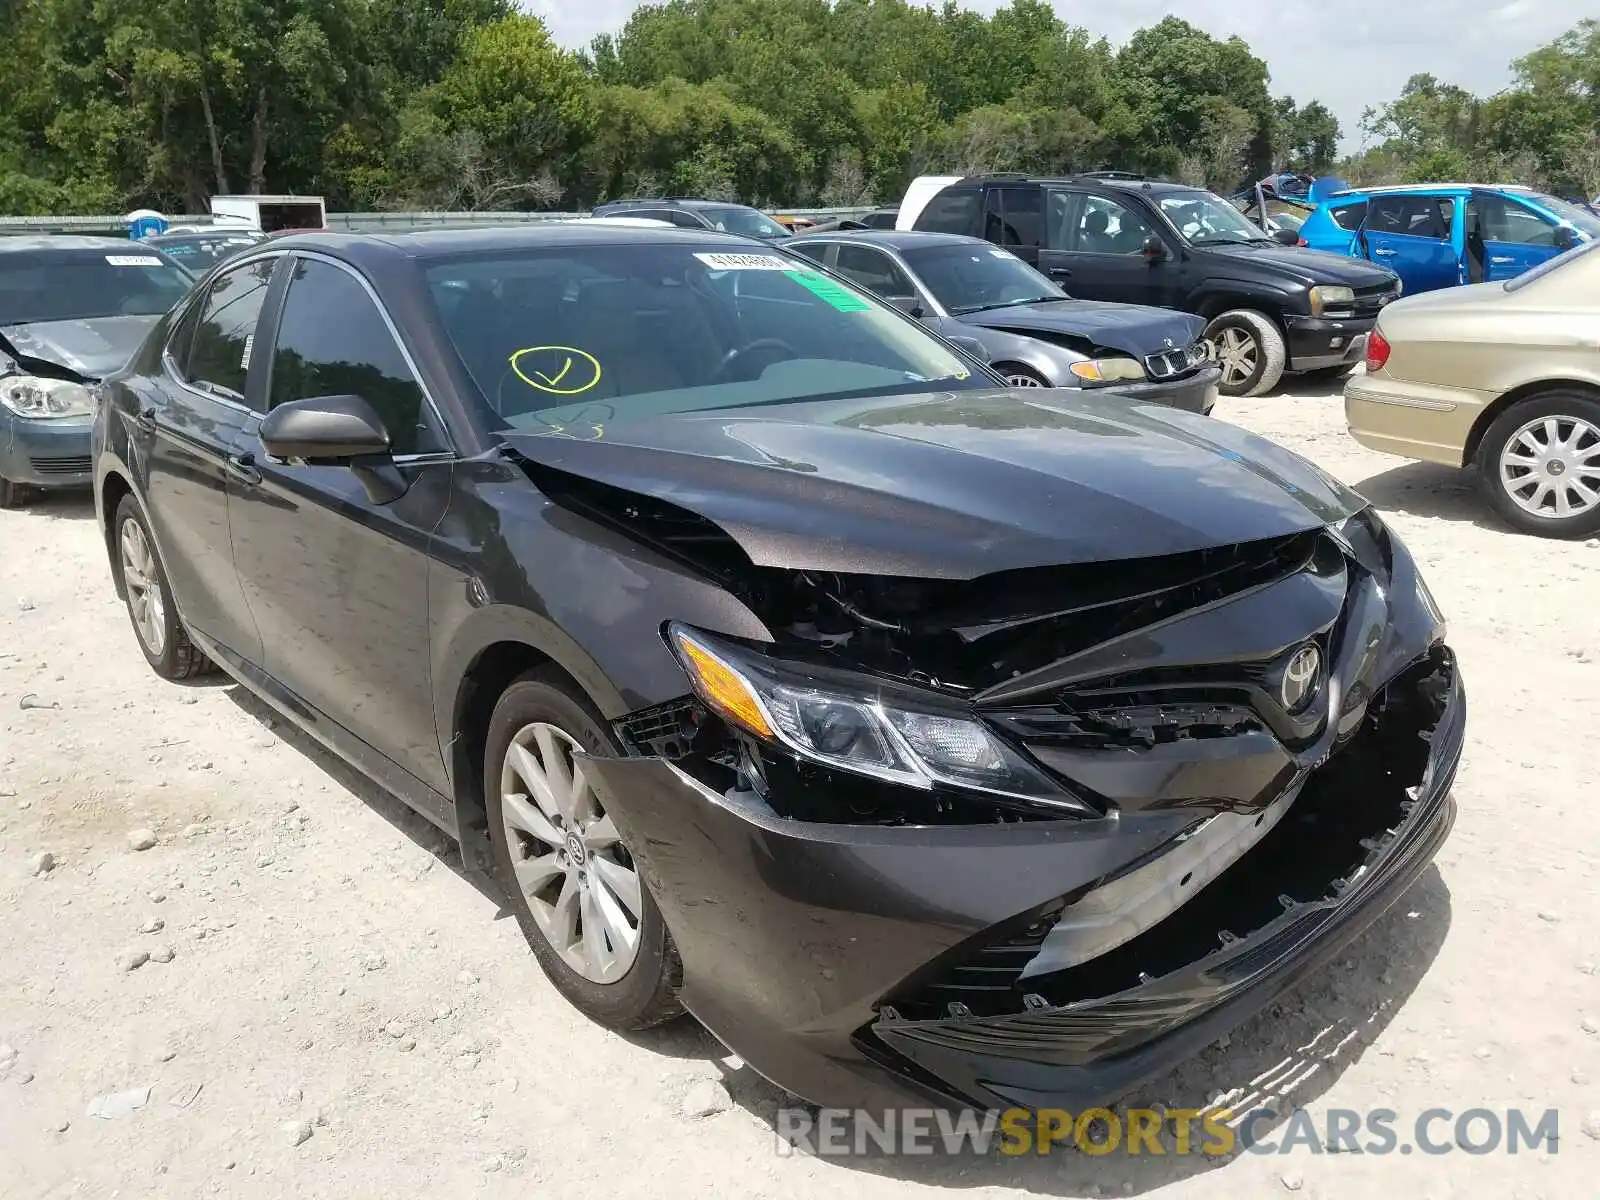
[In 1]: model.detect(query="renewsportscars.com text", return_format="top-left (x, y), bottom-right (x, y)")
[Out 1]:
top-left (774, 1106), bottom-right (1562, 1158)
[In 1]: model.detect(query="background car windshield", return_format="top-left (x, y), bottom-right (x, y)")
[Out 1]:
top-left (701, 207), bottom-right (791, 239)
top-left (0, 251), bottom-right (193, 324)
top-left (1159, 192), bottom-right (1271, 243)
top-left (152, 234), bottom-right (263, 270)
top-left (902, 244), bottom-right (1064, 312)
top-left (425, 243), bottom-right (980, 429)
top-left (1527, 193), bottom-right (1600, 238)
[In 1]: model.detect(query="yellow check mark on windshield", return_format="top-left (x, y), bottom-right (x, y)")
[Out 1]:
top-left (535, 357), bottom-right (573, 388)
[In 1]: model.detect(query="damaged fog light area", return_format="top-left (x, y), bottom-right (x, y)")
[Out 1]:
top-left (879, 646), bottom-right (1457, 1026)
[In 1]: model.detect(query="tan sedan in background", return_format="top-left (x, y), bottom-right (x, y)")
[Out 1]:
top-left (1345, 239), bottom-right (1600, 538)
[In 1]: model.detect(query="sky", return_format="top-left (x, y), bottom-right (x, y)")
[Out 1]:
top-left (524, 0), bottom-right (1591, 155)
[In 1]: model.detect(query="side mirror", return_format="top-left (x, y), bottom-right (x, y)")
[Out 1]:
top-left (1555, 224), bottom-right (1578, 251)
top-left (1272, 226), bottom-right (1300, 246)
top-left (260, 394), bottom-right (392, 461)
top-left (947, 334), bottom-right (991, 364)
top-left (1141, 235), bottom-right (1168, 263)
top-left (888, 294), bottom-right (925, 318)
top-left (259, 394), bottom-right (408, 505)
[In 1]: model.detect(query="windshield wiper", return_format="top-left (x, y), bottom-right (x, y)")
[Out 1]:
top-left (952, 296), bottom-right (1060, 314)
top-left (1198, 236), bottom-right (1269, 247)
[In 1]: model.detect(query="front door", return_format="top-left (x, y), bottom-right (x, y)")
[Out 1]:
top-left (225, 254), bottom-right (454, 790)
top-left (1038, 189), bottom-right (1179, 306)
top-left (135, 255), bottom-right (280, 665)
top-left (1469, 192), bottom-right (1563, 282)
top-left (981, 187), bottom-right (1045, 269)
top-left (1362, 194), bottom-right (1462, 293)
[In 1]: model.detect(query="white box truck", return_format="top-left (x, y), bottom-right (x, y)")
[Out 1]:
top-left (208, 194), bottom-right (326, 234)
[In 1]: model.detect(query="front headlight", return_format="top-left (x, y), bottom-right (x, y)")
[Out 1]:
top-left (1308, 285), bottom-right (1355, 316)
top-left (1068, 356), bottom-right (1146, 384)
top-left (667, 624), bottom-right (1093, 814)
top-left (0, 374), bottom-right (95, 420)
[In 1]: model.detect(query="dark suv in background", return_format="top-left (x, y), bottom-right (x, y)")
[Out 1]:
top-left (900, 173), bottom-right (1401, 397)
top-left (590, 198), bottom-right (792, 241)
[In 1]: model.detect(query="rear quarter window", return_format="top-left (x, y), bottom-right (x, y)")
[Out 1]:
top-left (1330, 201), bottom-right (1368, 231)
top-left (915, 189), bottom-right (981, 235)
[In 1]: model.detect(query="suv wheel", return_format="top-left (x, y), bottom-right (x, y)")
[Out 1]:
top-left (1475, 391), bottom-right (1600, 538)
top-left (484, 670), bottom-right (683, 1030)
top-left (113, 495), bottom-right (215, 679)
top-left (1207, 310), bottom-right (1287, 398)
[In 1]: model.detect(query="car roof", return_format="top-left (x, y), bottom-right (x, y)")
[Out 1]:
top-left (1327, 183), bottom-right (1538, 200)
top-left (796, 230), bottom-right (977, 251)
top-left (594, 198), bottom-right (754, 211)
top-left (0, 235), bottom-right (150, 254)
top-left (265, 224), bottom-right (779, 263)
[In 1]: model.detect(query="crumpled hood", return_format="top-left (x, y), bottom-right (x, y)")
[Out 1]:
top-left (1206, 242), bottom-right (1396, 288)
top-left (0, 315), bottom-right (159, 380)
top-left (957, 300), bottom-right (1205, 358)
top-left (501, 389), bottom-right (1365, 579)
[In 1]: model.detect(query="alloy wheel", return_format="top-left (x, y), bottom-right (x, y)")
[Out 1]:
top-left (119, 518), bottom-right (167, 656)
top-left (1497, 414), bottom-right (1600, 520)
top-left (1005, 372), bottom-right (1045, 387)
top-left (1214, 326), bottom-right (1259, 390)
top-left (499, 722), bottom-right (642, 984)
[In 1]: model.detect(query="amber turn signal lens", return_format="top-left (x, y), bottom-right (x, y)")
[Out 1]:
top-left (674, 634), bottom-right (775, 740)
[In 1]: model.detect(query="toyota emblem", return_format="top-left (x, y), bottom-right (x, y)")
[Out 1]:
top-left (1280, 644), bottom-right (1322, 713)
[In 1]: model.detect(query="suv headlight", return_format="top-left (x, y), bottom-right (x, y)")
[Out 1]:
top-left (0, 374), bottom-right (95, 420)
top-left (667, 624), bottom-right (1095, 815)
top-left (1308, 285), bottom-right (1355, 316)
top-left (1068, 357), bottom-right (1146, 383)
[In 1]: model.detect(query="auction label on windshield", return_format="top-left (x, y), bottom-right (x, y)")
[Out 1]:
top-left (105, 255), bottom-right (164, 267)
top-left (694, 252), bottom-right (796, 271)
top-left (790, 269), bottom-right (873, 312)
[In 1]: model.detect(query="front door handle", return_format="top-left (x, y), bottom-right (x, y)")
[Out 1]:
top-left (136, 406), bottom-right (158, 429)
top-left (224, 452), bottom-right (261, 486)
top-left (1373, 248), bottom-right (1395, 257)
top-left (1489, 255), bottom-right (1514, 264)
top-left (1048, 266), bottom-right (1072, 278)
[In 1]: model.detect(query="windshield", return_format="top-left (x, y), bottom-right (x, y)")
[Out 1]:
top-left (0, 250), bottom-right (194, 325)
top-left (1526, 192), bottom-right (1600, 239)
top-left (1158, 191), bottom-right (1272, 244)
top-left (425, 243), bottom-right (983, 430)
top-left (901, 243), bottom-right (1064, 313)
top-left (699, 207), bottom-right (792, 240)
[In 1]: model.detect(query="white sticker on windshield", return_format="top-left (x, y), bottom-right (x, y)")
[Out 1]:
top-left (693, 252), bottom-right (796, 271)
top-left (105, 255), bottom-right (163, 267)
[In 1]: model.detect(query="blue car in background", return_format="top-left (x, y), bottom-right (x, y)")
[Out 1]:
top-left (1298, 184), bottom-right (1600, 294)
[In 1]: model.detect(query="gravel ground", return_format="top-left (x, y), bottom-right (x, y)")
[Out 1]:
top-left (1, 381), bottom-right (1596, 1198)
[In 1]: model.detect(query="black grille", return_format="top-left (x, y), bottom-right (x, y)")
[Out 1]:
top-left (1353, 284), bottom-right (1399, 317)
top-left (29, 455), bottom-right (92, 476)
top-left (1142, 341), bottom-right (1209, 381)
top-left (1002, 700), bottom-right (1263, 751)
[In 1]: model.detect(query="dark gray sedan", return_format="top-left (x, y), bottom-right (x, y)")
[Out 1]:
top-left (792, 230), bottom-right (1219, 413)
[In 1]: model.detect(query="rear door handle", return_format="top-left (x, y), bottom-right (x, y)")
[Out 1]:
top-left (224, 452), bottom-right (261, 486)
top-left (1489, 255), bottom-right (1513, 264)
top-left (1373, 248), bottom-right (1395, 257)
top-left (1048, 266), bottom-right (1072, 279)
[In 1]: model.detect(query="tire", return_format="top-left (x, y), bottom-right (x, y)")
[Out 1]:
top-left (1298, 363), bottom-right (1357, 383)
top-left (113, 495), bottom-right (215, 679)
top-left (484, 670), bottom-right (683, 1031)
top-left (0, 476), bottom-right (25, 509)
top-left (994, 363), bottom-right (1050, 388)
top-left (1206, 309), bottom-right (1287, 398)
top-left (1474, 390), bottom-right (1600, 539)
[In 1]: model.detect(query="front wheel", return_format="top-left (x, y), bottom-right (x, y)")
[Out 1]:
top-left (484, 671), bottom-right (683, 1030)
top-left (113, 495), bottom-right (215, 679)
top-left (1475, 391), bottom-right (1600, 538)
top-left (994, 363), bottom-right (1049, 388)
top-left (1205, 310), bottom-right (1287, 398)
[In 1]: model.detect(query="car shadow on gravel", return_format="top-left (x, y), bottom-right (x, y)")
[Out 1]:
top-left (703, 867), bottom-right (1453, 1195)
top-left (13, 489), bottom-right (96, 521)
top-left (1353, 462), bottom-right (1500, 530)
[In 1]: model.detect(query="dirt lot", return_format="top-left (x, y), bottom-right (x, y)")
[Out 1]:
top-left (2, 381), bottom-right (1596, 1198)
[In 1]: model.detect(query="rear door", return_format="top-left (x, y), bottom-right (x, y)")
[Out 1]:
top-left (1362, 194), bottom-right (1462, 292)
top-left (224, 253), bottom-right (455, 789)
top-left (135, 254), bottom-right (282, 666)
top-left (1470, 191), bottom-right (1563, 281)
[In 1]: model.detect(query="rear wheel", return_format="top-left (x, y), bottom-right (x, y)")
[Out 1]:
top-left (484, 671), bottom-right (682, 1030)
top-left (113, 495), bottom-right (215, 679)
top-left (1475, 391), bottom-right (1600, 538)
top-left (1206, 309), bottom-right (1287, 398)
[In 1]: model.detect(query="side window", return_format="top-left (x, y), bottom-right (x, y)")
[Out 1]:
top-left (915, 189), bottom-right (981, 235)
top-left (788, 242), bottom-right (831, 266)
top-left (268, 259), bottom-right (443, 457)
top-left (1369, 196), bottom-right (1449, 240)
top-left (1068, 195), bottom-right (1157, 255)
top-left (186, 257), bottom-right (276, 401)
top-left (1330, 200), bottom-right (1368, 231)
top-left (164, 299), bottom-right (202, 376)
top-left (1476, 196), bottom-right (1557, 246)
top-left (990, 189), bottom-right (1044, 249)
top-left (833, 246), bottom-right (916, 300)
